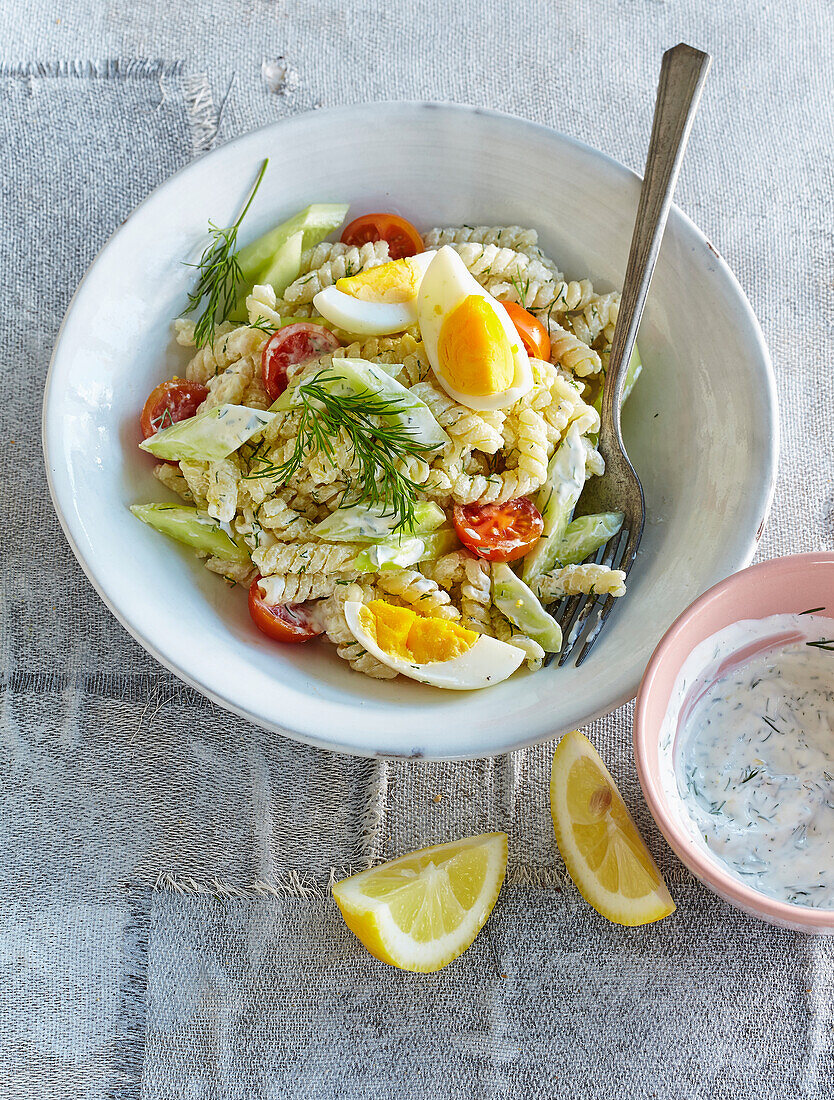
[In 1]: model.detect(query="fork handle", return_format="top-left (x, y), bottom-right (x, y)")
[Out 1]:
top-left (602, 43), bottom-right (711, 434)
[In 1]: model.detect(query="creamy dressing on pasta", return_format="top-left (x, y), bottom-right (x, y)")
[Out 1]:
top-left (662, 614), bottom-right (834, 908)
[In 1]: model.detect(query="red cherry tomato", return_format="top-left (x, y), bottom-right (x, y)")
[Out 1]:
top-left (140, 378), bottom-right (208, 439)
top-left (261, 323), bottom-right (341, 402)
top-left (501, 301), bottom-right (551, 361)
top-left (340, 213), bottom-right (423, 260)
top-left (453, 498), bottom-right (544, 563)
top-left (247, 577), bottom-right (322, 643)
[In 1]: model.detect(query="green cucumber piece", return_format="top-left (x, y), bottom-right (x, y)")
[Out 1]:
top-left (351, 527), bottom-right (459, 572)
top-left (521, 424), bottom-right (586, 584)
top-left (492, 563), bottom-right (563, 652)
top-left (275, 357), bottom-right (448, 449)
top-left (259, 229), bottom-right (304, 297)
top-left (313, 501), bottom-right (445, 543)
top-left (237, 203), bottom-right (350, 285)
top-left (139, 404), bottom-right (274, 462)
top-left (131, 504), bottom-right (249, 563)
top-left (556, 511), bottom-right (624, 566)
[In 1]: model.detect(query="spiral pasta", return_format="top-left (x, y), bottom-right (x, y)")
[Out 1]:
top-left (547, 321), bottom-right (603, 377)
top-left (252, 540), bottom-right (364, 578)
top-left (410, 379), bottom-right (505, 453)
top-left (246, 284), bottom-right (283, 329)
top-left (376, 568), bottom-right (460, 620)
top-left (185, 325), bottom-right (268, 385)
top-left (459, 557), bottom-right (492, 634)
top-left (282, 241), bottom-right (390, 304)
top-left (258, 572), bottom-right (360, 604)
top-left (153, 462), bottom-right (194, 502)
top-left (206, 456), bottom-right (240, 524)
top-left (321, 583), bottom-right (398, 679)
top-left (532, 564), bottom-right (627, 601)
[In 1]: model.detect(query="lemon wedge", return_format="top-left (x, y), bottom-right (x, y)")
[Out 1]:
top-left (550, 730), bottom-right (675, 927)
top-left (332, 833), bottom-right (508, 972)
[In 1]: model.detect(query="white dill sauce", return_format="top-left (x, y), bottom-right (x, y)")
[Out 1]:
top-left (667, 613), bottom-right (834, 908)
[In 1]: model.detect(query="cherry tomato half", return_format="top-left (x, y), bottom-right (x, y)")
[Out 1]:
top-left (248, 577), bottom-right (322, 643)
top-left (261, 323), bottom-right (341, 402)
top-left (340, 213), bottom-right (423, 260)
top-left (501, 301), bottom-right (551, 361)
top-left (140, 378), bottom-right (208, 439)
top-left (453, 498), bottom-right (544, 563)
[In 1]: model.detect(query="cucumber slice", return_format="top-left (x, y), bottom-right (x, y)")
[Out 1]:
top-left (351, 527), bottom-right (459, 572)
top-left (259, 229), bottom-right (304, 297)
top-left (276, 357), bottom-right (448, 449)
top-left (557, 511), bottom-right (623, 566)
top-left (139, 404), bottom-right (274, 462)
top-left (323, 358), bottom-right (449, 449)
top-left (521, 424), bottom-right (586, 584)
top-left (131, 504), bottom-right (249, 563)
top-left (237, 203), bottom-right (350, 285)
top-left (313, 501), bottom-right (445, 543)
top-left (492, 563), bottom-right (563, 652)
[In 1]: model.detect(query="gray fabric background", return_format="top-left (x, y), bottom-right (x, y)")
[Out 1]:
top-left (1, 2), bottom-right (832, 1097)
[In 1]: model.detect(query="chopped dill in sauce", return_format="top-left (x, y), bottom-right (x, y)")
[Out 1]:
top-left (672, 615), bottom-right (834, 909)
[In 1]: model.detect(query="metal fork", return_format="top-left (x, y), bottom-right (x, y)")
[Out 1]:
top-left (551, 43), bottom-right (711, 667)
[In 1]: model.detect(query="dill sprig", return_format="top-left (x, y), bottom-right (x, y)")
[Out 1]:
top-left (806, 638), bottom-right (834, 652)
top-left (249, 316), bottom-right (277, 334)
top-left (183, 159), bottom-right (268, 348)
top-left (247, 370), bottom-right (439, 529)
top-left (509, 270), bottom-right (531, 308)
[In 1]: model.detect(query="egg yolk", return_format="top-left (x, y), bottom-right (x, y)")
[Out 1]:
top-left (436, 295), bottom-right (515, 397)
top-left (358, 601), bottom-right (478, 664)
top-left (335, 257), bottom-right (421, 304)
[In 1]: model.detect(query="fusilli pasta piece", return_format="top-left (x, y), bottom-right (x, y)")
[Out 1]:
top-left (283, 241), bottom-right (390, 304)
top-left (491, 609), bottom-right (545, 669)
top-left (252, 540), bottom-right (364, 578)
top-left (246, 284), bottom-right (283, 328)
top-left (257, 572), bottom-right (360, 604)
top-left (255, 498), bottom-right (317, 540)
top-left (204, 556), bottom-right (257, 587)
top-left (206, 457), bottom-right (240, 523)
top-left (153, 462), bottom-right (193, 502)
top-left (423, 225), bottom-right (561, 275)
top-left (410, 379), bottom-right (505, 453)
top-left (532, 564), bottom-right (627, 601)
top-left (185, 325), bottom-right (268, 385)
top-left (459, 557), bottom-right (492, 634)
top-left (199, 354), bottom-right (258, 411)
top-left (178, 460), bottom-right (210, 507)
top-left (321, 583), bottom-right (398, 680)
top-left (376, 569), bottom-right (460, 620)
top-left (547, 321), bottom-right (603, 377)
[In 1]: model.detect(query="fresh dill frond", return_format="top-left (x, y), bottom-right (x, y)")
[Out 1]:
top-left (509, 270), bottom-right (531, 308)
top-left (259, 370), bottom-right (439, 529)
top-left (249, 316), bottom-right (277, 334)
top-left (183, 159), bottom-right (268, 348)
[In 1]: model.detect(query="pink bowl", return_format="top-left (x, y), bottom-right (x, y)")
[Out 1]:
top-left (634, 552), bottom-right (834, 933)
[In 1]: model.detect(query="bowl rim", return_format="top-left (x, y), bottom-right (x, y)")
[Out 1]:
top-left (634, 551), bottom-right (834, 930)
top-left (42, 100), bottom-right (780, 759)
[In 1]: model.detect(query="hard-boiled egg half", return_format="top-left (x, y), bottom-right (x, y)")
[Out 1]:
top-left (344, 599), bottom-right (525, 690)
top-left (416, 246), bottom-right (533, 411)
top-left (313, 251), bottom-right (436, 336)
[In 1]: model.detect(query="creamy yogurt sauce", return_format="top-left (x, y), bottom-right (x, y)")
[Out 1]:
top-left (660, 613), bottom-right (834, 909)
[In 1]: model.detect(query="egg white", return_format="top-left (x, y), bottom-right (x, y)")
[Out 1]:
top-left (313, 250), bottom-right (436, 336)
top-left (416, 246), bottom-right (533, 411)
top-left (344, 601), bottom-right (526, 690)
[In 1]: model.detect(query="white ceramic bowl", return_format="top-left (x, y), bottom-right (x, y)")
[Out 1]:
top-left (43, 103), bottom-right (778, 760)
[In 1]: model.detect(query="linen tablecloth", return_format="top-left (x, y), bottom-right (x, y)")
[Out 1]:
top-left (1, 2), bottom-right (832, 1097)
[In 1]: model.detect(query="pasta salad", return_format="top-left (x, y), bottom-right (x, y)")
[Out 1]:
top-left (133, 168), bottom-right (637, 690)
